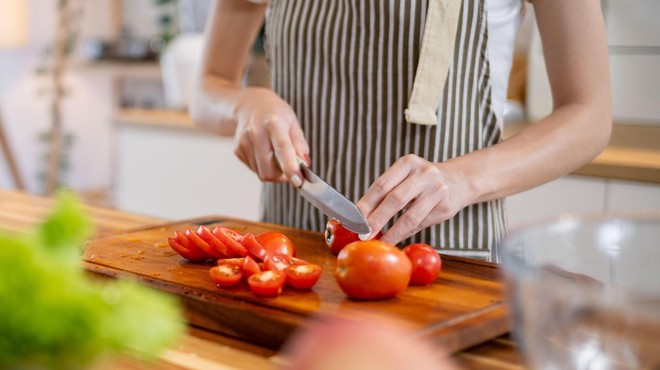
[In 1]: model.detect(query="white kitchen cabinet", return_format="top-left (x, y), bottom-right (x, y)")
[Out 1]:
top-left (114, 122), bottom-right (262, 221)
top-left (505, 176), bottom-right (607, 230)
top-left (506, 176), bottom-right (660, 231)
top-left (606, 179), bottom-right (660, 213)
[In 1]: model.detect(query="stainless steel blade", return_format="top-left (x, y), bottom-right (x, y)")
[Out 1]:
top-left (298, 165), bottom-right (371, 235)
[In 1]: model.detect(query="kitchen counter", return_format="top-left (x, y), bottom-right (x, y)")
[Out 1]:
top-left (116, 108), bottom-right (660, 185)
top-left (0, 189), bottom-right (524, 369)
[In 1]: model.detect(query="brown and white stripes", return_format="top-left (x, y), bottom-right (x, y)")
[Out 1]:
top-left (262, 0), bottom-right (506, 261)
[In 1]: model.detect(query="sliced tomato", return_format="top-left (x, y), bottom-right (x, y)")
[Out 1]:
top-left (174, 231), bottom-right (214, 260)
top-left (255, 231), bottom-right (296, 257)
top-left (185, 228), bottom-right (225, 259)
top-left (248, 270), bottom-right (286, 297)
top-left (265, 253), bottom-right (292, 271)
top-left (213, 227), bottom-right (248, 257)
top-left (240, 233), bottom-right (267, 261)
top-left (290, 257), bottom-right (311, 266)
top-left (242, 255), bottom-right (262, 279)
top-left (197, 225), bottom-right (231, 258)
top-left (217, 258), bottom-right (245, 267)
top-left (168, 238), bottom-right (209, 261)
top-left (285, 264), bottom-right (322, 290)
top-left (209, 264), bottom-right (243, 287)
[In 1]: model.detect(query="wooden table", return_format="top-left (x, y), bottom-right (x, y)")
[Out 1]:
top-left (0, 189), bottom-right (525, 369)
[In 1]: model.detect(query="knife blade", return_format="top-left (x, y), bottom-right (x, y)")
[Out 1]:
top-left (294, 158), bottom-right (371, 236)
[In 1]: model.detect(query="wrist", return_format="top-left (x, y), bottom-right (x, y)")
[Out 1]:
top-left (440, 157), bottom-right (495, 207)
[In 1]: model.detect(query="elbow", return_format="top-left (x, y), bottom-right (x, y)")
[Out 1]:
top-left (591, 101), bottom-right (612, 157)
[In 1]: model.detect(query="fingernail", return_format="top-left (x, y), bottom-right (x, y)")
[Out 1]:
top-left (359, 232), bottom-right (371, 241)
top-left (291, 174), bottom-right (303, 188)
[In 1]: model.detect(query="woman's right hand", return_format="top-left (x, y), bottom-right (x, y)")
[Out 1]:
top-left (233, 87), bottom-right (310, 187)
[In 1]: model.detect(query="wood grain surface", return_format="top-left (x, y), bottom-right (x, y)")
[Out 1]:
top-left (82, 216), bottom-right (510, 354)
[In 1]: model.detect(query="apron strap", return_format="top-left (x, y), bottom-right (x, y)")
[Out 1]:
top-left (405, 0), bottom-right (462, 126)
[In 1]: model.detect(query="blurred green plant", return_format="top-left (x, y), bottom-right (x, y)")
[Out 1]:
top-left (153, 0), bottom-right (179, 45)
top-left (0, 190), bottom-right (185, 369)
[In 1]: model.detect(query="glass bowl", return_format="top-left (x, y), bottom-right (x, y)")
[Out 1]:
top-left (499, 214), bottom-right (660, 370)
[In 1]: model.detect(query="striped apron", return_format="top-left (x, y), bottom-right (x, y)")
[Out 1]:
top-left (262, 0), bottom-right (506, 261)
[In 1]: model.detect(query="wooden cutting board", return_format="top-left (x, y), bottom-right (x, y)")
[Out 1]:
top-left (82, 217), bottom-right (509, 354)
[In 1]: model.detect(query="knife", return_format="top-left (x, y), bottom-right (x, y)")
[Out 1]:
top-left (288, 157), bottom-right (371, 236)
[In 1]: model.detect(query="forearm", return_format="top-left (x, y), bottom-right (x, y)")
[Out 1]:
top-left (189, 0), bottom-right (267, 136)
top-left (448, 102), bottom-right (611, 205)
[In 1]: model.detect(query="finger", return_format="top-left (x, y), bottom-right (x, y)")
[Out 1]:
top-left (379, 191), bottom-right (439, 245)
top-left (290, 122), bottom-right (311, 164)
top-left (248, 119), bottom-right (286, 182)
top-left (357, 156), bottom-right (415, 219)
top-left (268, 117), bottom-right (305, 188)
top-left (235, 132), bottom-right (258, 174)
top-left (363, 176), bottom-right (421, 238)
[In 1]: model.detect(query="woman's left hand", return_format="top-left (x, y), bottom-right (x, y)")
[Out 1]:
top-left (356, 154), bottom-right (472, 245)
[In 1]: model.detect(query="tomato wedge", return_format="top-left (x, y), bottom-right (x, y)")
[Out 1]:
top-left (213, 227), bottom-right (248, 257)
top-left (217, 258), bottom-right (245, 268)
top-left (248, 270), bottom-right (286, 297)
top-left (197, 225), bottom-right (231, 258)
top-left (240, 233), bottom-right (267, 261)
top-left (265, 253), bottom-right (292, 271)
top-left (242, 255), bottom-right (261, 279)
top-left (209, 264), bottom-right (243, 287)
top-left (285, 264), bottom-right (322, 290)
top-left (185, 228), bottom-right (224, 259)
top-left (168, 238), bottom-right (209, 261)
top-left (174, 231), bottom-right (214, 260)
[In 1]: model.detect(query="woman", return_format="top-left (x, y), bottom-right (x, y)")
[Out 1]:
top-left (191, 0), bottom-right (611, 262)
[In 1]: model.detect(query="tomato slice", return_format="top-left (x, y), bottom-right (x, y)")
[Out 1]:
top-left (168, 238), bottom-right (209, 261)
top-left (213, 227), bottom-right (248, 257)
top-left (240, 233), bottom-right (267, 261)
top-left (209, 264), bottom-right (243, 287)
top-left (255, 231), bottom-right (296, 257)
top-left (242, 255), bottom-right (261, 279)
top-left (197, 225), bottom-right (231, 258)
top-left (264, 253), bottom-right (292, 271)
top-left (174, 231), bottom-right (214, 260)
top-left (248, 270), bottom-right (286, 297)
top-left (217, 258), bottom-right (245, 267)
top-left (285, 264), bottom-right (322, 290)
top-left (290, 257), bottom-right (311, 266)
top-left (185, 228), bottom-right (225, 259)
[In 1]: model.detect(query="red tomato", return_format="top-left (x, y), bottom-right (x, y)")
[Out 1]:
top-left (285, 264), bottom-right (322, 290)
top-left (403, 243), bottom-right (442, 286)
top-left (213, 227), bottom-right (248, 257)
top-left (248, 270), bottom-right (286, 297)
top-left (197, 225), bottom-right (231, 258)
top-left (167, 237), bottom-right (209, 261)
top-left (209, 264), bottom-right (243, 287)
top-left (255, 231), bottom-right (295, 257)
top-left (185, 228), bottom-right (224, 259)
top-left (240, 233), bottom-right (268, 261)
top-left (264, 253), bottom-right (292, 272)
top-left (335, 240), bottom-right (411, 300)
top-left (325, 219), bottom-right (382, 255)
top-left (242, 255), bottom-right (262, 279)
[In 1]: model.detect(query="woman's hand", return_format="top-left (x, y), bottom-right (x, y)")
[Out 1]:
top-left (233, 88), bottom-right (310, 187)
top-left (356, 154), bottom-right (473, 245)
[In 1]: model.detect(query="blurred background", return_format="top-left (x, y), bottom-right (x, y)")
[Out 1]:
top-left (0, 0), bottom-right (659, 227)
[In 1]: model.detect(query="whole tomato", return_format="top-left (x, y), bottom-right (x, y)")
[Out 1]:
top-left (256, 231), bottom-right (296, 257)
top-left (403, 243), bottom-right (442, 286)
top-left (335, 240), bottom-right (411, 300)
top-left (325, 219), bottom-right (382, 255)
